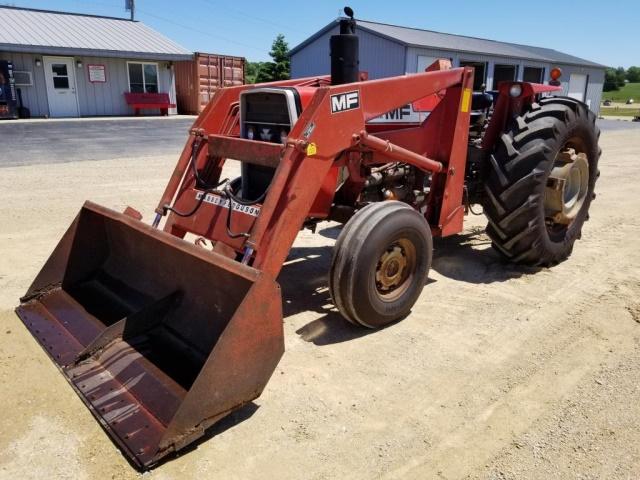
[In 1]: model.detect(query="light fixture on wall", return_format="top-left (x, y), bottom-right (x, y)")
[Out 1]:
top-left (76, 60), bottom-right (83, 68)
top-left (166, 61), bottom-right (173, 70)
top-left (35, 58), bottom-right (42, 67)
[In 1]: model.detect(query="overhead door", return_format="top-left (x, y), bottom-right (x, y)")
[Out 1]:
top-left (460, 61), bottom-right (487, 90)
top-left (523, 66), bottom-right (544, 83)
top-left (493, 64), bottom-right (518, 89)
top-left (568, 74), bottom-right (587, 102)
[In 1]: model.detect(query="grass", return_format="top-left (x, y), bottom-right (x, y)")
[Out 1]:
top-left (600, 107), bottom-right (640, 117)
top-left (602, 83), bottom-right (640, 103)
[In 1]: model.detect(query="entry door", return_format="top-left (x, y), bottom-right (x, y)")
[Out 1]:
top-left (43, 57), bottom-right (79, 117)
top-left (568, 73), bottom-right (587, 102)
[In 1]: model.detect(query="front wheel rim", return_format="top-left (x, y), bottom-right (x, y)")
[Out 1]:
top-left (374, 238), bottom-right (416, 302)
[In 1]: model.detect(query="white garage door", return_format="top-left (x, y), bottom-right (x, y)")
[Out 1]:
top-left (568, 74), bottom-right (587, 102)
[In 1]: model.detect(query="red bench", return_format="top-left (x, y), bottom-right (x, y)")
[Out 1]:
top-left (124, 92), bottom-right (176, 116)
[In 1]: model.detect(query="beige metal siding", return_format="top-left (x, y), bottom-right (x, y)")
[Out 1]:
top-left (72, 56), bottom-right (176, 116)
top-left (550, 65), bottom-right (604, 114)
top-left (290, 26), bottom-right (405, 80)
top-left (357, 20), bottom-right (603, 69)
top-left (0, 51), bottom-right (178, 117)
top-left (0, 51), bottom-right (49, 116)
top-left (291, 19), bottom-right (604, 115)
top-left (406, 46), bottom-right (604, 114)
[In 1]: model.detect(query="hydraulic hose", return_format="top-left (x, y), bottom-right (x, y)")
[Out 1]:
top-left (162, 136), bottom-right (226, 217)
top-left (163, 134), bottom-right (269, 241)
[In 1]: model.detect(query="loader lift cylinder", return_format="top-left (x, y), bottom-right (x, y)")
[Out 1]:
top-left (330, 10), bottom-right (359, 85)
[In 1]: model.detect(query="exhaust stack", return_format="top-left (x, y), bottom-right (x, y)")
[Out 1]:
top-left (330, 7), bottom-right (359, 85)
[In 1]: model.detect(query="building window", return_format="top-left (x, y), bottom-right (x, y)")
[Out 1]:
top-left (459, 61), bottom-right (487, 90)
top-left (493, 64), bottom-right (518, 89)
top-left (127, 62), bottom-right (158, 93)
top-left (13, 70), bottom-right (34, 86)
top-left (523, 66), bottom-right (544, 84)
top-left (51, 63), bottom-right (70, 89)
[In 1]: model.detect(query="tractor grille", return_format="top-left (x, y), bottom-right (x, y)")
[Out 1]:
top-left (241, 88), bottom-right (300, 143)
top-left (239, 88), bottom-right (300, 200)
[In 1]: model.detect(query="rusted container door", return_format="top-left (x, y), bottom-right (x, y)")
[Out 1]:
top-left (199, 55), bottom-right (245, 112)
top-left (197, 54), bottom-right (220, 113)
top-left (174, 58), bottom-right (195, 114)
top-left (175, 53), bottom-right (245, 115)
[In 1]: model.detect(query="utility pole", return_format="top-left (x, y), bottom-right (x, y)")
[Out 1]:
top-left (125, 0), bottom-right (135, 21)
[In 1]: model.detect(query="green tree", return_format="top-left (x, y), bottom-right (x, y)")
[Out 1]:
top-left (626, 66), bottom-right (640, 83)
top-left (255, 34), bottom-right (290, 83)
top-left (615, 67), bottom-right (627, 87)
top-left (604, 68), bottom-right (619, 91)
top-left (604, 67), bottom-right (627, 91)
top-left (245, 61), bottom-right (269, 84)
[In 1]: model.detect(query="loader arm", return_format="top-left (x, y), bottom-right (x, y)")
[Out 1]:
top-left (155, 66), bottom-right (474, 280)
top-left (155, 76), bottom-right (331, 217)
top-left (248, 67), bottom-right (475, 274)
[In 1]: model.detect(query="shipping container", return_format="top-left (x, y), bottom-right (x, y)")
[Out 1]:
top-left (175, 52), bottom-right (245, 114)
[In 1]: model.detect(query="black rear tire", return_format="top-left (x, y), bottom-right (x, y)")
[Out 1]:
top-left (329, 201), bottom-right (433, 328)
top-left (482, 96), bottom-right (601, 266)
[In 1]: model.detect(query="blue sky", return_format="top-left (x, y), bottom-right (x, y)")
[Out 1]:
top-left (6, 0), bottom-right (638, 67)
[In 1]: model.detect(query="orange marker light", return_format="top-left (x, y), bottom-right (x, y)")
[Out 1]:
top-left (550, 67), bottom-right (562, 81)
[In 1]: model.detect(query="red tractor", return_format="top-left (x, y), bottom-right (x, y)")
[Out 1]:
top-left (16, 9), bottom-right (600, 468)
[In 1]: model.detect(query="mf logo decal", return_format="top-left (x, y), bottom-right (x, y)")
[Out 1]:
top-left (369, 103), bottom-right (430, 124)
top-left (330, 90), bottom-right (360, 113)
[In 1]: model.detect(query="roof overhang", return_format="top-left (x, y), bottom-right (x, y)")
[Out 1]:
top-left (0, 44), bottom-right (193, 61)
top-left (288, 19), bottom-right (406, 56)
top-left (400, 42), bottom-right (606, 69)
top-left (289, 18), bottom-right (606, 70)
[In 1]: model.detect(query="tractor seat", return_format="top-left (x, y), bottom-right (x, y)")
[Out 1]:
top-left (471, 92), bottom-right (494, 111)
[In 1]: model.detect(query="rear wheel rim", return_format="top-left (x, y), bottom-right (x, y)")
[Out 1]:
top-left (544, 145), bottom-right (589, 236)
top-left (375, 238), bottom-right (416, 302)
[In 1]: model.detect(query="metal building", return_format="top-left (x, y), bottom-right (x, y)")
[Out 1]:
top-left (290, 18), bottom-right (606, 114)
top-left (0, 6), bottom-right (192, 118)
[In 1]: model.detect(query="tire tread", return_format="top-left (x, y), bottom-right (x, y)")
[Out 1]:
top-left (482, 96), bottom-right (600, 266)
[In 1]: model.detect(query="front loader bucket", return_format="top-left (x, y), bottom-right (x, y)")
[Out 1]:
top-left (15, 201), bottom-right (284, 469)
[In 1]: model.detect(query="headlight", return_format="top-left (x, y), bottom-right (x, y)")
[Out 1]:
top-left (509, 84), bottom-right (522, 98)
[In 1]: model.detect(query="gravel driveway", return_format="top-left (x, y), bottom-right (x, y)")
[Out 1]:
top-left (0, 125), bottom-right (638, 480)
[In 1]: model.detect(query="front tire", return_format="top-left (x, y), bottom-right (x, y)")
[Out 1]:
top-left (482, 96), bottom-right (601, 266)
top-left (329, 202), bottom-right (432, 328)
